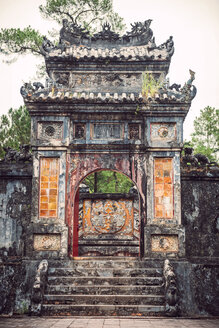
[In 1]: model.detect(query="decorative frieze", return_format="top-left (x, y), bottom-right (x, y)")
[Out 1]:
top-left (38, 122), bottom-right (63, 140)
top-left (70, 73), bottom-right (140, 91)
top-left (33, 234), bottom-right (61, 251)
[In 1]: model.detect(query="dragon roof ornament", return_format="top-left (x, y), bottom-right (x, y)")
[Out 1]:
top-left (40, 19), bottom-right (174, 60)
top-left (59, 18), bottom-right (154, 48)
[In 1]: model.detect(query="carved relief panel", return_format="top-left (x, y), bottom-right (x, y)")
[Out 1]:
top-left (79, 198), bottom-right (139, 240)
top-left (129, 123), bottom-right (141, 139)
top-left (33, 234), bottom-right (61, 251)
top-left (151, 234), bottom-right (178, 253)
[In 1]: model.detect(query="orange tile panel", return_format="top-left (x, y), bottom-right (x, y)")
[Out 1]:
top-left (49, 210), bottom-right (57, 217)
top-left (155, 177), bottom-right (164, 183)
top-left (49, 189), bottom-right (58, 195)
top-left (155, 169), bottom-right (163, 177)
top-left (40, 210), bottom-right (49, 217)
top-left (49, 195), bottom-right (57, 203)
top-left (41, 176), bottom-right (49, 182)
top-left (50, 182), bottom-right (58, 188)
top-left (164, 177), bottom-right (172, 183)
top-left (40, 196), bottom-right (48, 203)
top-left (40, 203), bottom-right (48, 210)
top-left (164, 184), bottom-right (172, 192)
top-left (40, 189), bottom-right (48, 196)
top-left (48, 203), bottom-right (57, 210)
top-left (41, 182), bottom-right (48, 189)
top-left (39, 158), bottom-right (59, 218)
top-left (154, 158), bottom-right (173, 219)
top-left (164, 170), bottom-right (171, 177)
top-left (49, 176), bottom-right (58, 182)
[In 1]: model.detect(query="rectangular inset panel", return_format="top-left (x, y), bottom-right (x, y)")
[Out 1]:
top-left (151, 234), bottom-right (178, 252)
top-left (91, 123), bottom-right (123, 140)
top-left (39, 158), bottom-right (59, 218)
top-left (33, 234), bottom-right (61, 251)
top-left (129, 124), bottom-right (141, 139)
top-left (74, 123), bottom-right (86, 139)
top-left (154, 158), bottom-right (173, 218)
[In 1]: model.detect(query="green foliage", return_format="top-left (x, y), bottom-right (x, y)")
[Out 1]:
top-left (142, 72), bottom-right (164, 98)
top-left (0, 106), bottom-right (31, 159)
top-left (0, 0), bottom-right (125, 64)
top-left (39, 0), bottom-right (125, 33)
top-left (84, 170), bottom-right (134, 193)
top-left (0, 27), bottom-right (43, 56)
top-left (190, 106), bottom-right (219, 162)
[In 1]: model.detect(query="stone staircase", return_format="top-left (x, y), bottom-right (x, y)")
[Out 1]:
top-left (42, 257), bottom-right (165, 316)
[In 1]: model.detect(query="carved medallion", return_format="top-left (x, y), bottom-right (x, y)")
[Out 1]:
top-left (38, 122), bottom-right (63, 140)
top-left (151, 123), bottom-right (176, 142)
top-left (45, 125), bottom-right (55, 137)
top-left (158, 126), bottom-right (169, 138)
top-left (90, 200), bottom-right (127, 234)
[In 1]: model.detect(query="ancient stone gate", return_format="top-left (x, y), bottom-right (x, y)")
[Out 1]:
top-left (20, 19), bottom-right (196, 260)
top-left (1, 19), bottom-right (219, 318)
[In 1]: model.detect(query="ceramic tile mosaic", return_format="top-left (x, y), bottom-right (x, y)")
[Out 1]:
top-left (39, 158), bottom-right (59, 218)
top-left (154, 158), bottom-right (173, 218)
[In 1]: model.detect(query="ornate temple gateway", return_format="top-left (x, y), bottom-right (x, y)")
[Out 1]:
top-left (21, 19), bottom-right (196, 260)
top-left (0, 20), bottom-right (218, 317)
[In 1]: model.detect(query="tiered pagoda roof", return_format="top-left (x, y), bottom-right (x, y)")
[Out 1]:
top-left (20, 19), bottom-right (196, 107)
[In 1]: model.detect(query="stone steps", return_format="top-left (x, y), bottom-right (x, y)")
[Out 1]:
top-left (42, 258), bottom-right (165, 316)
top-left (48, 258), bottom-right (163, 269)
top-left (47, 284), bottom-right (164, 295)
top-left (44, 294), bottom-right (164, 305)
top-left (42, 304), bottom-right (165, 316)
top-left (47, 276), bottom-right (163, 286)
top-left (48, 267), bottom-right (162, 277)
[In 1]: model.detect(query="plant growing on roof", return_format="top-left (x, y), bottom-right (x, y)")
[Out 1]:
top-left (141, 72), bottom-right (164, 99)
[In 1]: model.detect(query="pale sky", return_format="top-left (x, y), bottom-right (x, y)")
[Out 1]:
top-left (0, 0), bottom-right (219, 140)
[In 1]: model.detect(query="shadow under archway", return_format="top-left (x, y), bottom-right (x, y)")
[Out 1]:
top-left (74, 169), bottom-right (140, 257)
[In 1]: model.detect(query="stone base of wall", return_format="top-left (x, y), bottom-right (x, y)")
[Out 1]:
top-left (0, 257), bottom-right (218, 317)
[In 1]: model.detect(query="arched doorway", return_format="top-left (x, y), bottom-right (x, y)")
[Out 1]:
top-left (72, 169), bottom-right (141, 257)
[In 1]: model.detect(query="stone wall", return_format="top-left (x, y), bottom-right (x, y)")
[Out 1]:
top-left (179, 169), bottom-right (219, 316)
top-left (0, 162), bottom-right (218, 316)
top-left (0, 163), bottom-right (32, 257)
top-left (181, 170), bottom-right (219, 259)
